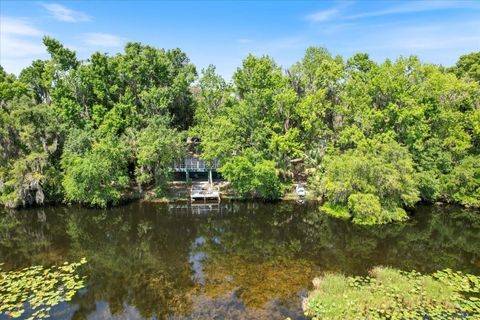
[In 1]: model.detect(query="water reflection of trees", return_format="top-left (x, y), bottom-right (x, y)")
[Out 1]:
top-left (190, 203), bottom-right (480, 314)
top-left (298, 205), bottom-right (480, 274)
top-left (0, 203), bottom-right (479, 319)
top-left (191, 202), bottom-right (319, 311)
top-left (0, 204), bottom-right (199, 319)
top-left (0, 208), bottom-right (66, 268)
top-left (63, 204), bottom-right (199, 319)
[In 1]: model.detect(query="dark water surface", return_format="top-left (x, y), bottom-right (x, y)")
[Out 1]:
top-left (1, 202), bottom-right (479, 319)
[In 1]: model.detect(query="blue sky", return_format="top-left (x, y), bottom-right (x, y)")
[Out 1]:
top-left (1, 1), bottom-right (480, 80)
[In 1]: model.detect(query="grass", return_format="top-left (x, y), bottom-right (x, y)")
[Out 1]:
top-left (304, 266), bottom-right (480, 320)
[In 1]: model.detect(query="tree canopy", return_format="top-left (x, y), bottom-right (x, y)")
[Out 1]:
top-left (1, 37), bottom-right (194, 208)
top-left (194, 50), bottom-right (479, 222)
top-left (0, 38), bottom-right (478, 222)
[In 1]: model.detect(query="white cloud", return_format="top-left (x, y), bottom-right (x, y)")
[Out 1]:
top-left (0, 17), bottom-right (46, 74)
top-left (345, 1), bottom-right (480, 20)
top-left (41, 3), bottom-right (91, 22)
top-left (305, 2), bottom-right (353, 23)
top-left (305, 1), bottom-right (480, 25)
top-left (0, 16), bottom-right (43, 36)
top-left (82, 33), bottom-right (125, 47)
top-left (1, 34), bottom-right (45, 57)
top-left (305, 8), bottom-right (339, 22)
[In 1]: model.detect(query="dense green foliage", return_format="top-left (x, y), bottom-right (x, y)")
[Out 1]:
top-left (61, 135), bottom-right (131, 207)
top-left (0, 258), bottom-right (87, 319)
top-left (317, 138), bottom-right (418, 224)
top-left (1, 37), bottom-right (193, 207)
top-left (449, 52), bottom-right (480, 83)
top-left (304, 266), bottom-right (480, 320)
top-left (195, 49), bottom-right (480, 219)
top-left (0, 36), bottom-right (479, 217)
top-left (219, 150), bottom-right (283, 199)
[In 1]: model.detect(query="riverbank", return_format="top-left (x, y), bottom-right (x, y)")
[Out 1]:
top-left (143, 181), bottom-right (322, 203)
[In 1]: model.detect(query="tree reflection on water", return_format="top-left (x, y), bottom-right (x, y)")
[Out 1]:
top-left (0, 202), bottom-right (479, 319)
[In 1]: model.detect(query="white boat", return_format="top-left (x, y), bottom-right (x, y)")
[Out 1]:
top-left (296, 185), bottom-right (306, 197)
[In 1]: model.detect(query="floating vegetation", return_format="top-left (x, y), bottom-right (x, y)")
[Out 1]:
top-left (0, 258), bottom-right (87, 319)
top-left (304, 267), bottom-right (480, 320)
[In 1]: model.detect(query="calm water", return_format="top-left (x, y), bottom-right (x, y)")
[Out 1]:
top-left (1, 202), bottom-right (479, 319)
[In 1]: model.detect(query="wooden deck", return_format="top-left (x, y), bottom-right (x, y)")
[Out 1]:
top-left (190, 183), bottom-right (221, 202)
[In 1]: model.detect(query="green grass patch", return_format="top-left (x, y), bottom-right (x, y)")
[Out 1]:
top-left (304, 266), bottom-right (480, 320)
top-left (320, 201), bottom-right (352, 220)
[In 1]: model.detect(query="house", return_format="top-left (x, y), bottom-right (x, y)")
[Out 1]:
top-left (172, 157), bottom-right (221, 183)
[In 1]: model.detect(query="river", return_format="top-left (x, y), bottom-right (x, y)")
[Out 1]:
top-left (1, 202), bottom-right (479, 319)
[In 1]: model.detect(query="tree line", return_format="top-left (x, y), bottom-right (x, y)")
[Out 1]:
top-left (0, 37), bottom-right (479, 223)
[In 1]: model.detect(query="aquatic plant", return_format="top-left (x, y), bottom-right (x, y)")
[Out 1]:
top-left (304, 266), bottom-right (480, 320)
top-left (0, 258), bottom-right (87, 319)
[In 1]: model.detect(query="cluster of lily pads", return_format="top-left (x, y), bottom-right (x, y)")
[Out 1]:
top-left (0, 258), bottom-right (87, 319)
top-left (304, 267), bottom-right (480, 320)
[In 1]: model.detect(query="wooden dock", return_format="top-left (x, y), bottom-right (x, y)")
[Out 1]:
top-left (190, 183), bottom-right (221, 202)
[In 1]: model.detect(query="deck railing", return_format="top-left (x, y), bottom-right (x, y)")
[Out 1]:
top-left (172, 158), bottom-right (220, 171)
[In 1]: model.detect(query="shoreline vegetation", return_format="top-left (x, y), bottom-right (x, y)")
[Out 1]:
top-left (141, 181), bottom-right (323, 203)
top-left (0, 37), bottom-right (479, 224)
top-left (303, 266), bottom-right (480, 320)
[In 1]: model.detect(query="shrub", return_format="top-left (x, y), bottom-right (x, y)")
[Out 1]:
top-left (441, 155), bottom-right (480, 208)
top-left (320, 202), bottom-right (351, 220)
top-left (219, 150), bottom-right (283, 200)
top-left (348, 193), bottom-right (382, 225)
top-left (317, 138), bottom-right (419, 224)
top-left (61, 136), bottom-right (131, 208)
top-left (415, 170), bottom-right (441, 203)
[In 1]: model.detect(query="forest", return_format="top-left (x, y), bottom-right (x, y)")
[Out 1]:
top-left (0, 37), bottom-right (479, 224)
